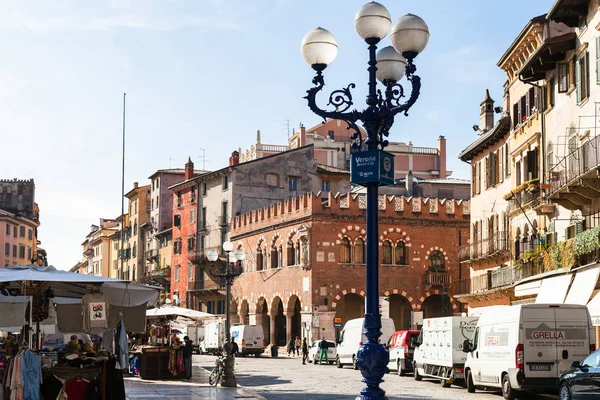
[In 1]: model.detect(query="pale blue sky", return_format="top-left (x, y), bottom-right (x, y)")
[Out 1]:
top-left (1, 0), bottom-right (554, 269)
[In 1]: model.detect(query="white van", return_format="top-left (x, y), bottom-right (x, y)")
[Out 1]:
top-left (463, 303), bottom-right (594, 400)
top-left (230, 325), bottom-right (265, 356)
top-left (336, 317), bottom-right (395, 369)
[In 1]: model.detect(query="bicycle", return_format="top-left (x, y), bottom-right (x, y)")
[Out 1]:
top-left (209, 355), bottom-right (225, 386)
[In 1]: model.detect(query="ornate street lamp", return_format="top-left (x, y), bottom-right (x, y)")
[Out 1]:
top-left (301, 3), bottom-right (429, 400)
top-left (206, 241), bottom-right (246, 387)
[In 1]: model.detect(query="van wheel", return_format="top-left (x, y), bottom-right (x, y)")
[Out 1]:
top-left (352, 355), bottom-right (359, 370)
top-left (466, 370), bottom-right (475, 393)
top-left (397, 360), bottom-right (405, 377)
top-left (336, 356), bottom-right (343, 369)
top-left (559, 382), bottom-right (572, 400)
top-left (413, 364), bottom-right (422, 381)
top-left (502, 374), bottom-right (516, 400)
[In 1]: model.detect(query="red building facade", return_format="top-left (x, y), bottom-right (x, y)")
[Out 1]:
top-left (229, 192), bottom-right (470, 346)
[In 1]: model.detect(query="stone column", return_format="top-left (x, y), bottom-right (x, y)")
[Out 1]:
top-left (286, 314), bottom-right (293, 344)
top-left (270, 314), bottom-right (276, 345)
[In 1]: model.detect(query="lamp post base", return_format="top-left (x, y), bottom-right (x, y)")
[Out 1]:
top-left (219, 350), bottom-right (237, 388)
top-left (355, 313), bottom-right (389, 400)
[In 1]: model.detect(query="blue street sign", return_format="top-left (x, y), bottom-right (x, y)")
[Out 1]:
top-left (350, 150), bottom-right (395, 186)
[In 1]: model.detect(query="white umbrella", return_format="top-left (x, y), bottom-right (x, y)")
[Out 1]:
top-left (146, 306), bottom-right (215, 321)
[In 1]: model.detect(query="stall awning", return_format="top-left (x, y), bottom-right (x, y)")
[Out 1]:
top-left (535, 274), bottom-right (573, 303)
top-left (565, 268), bottom-right (600, 305)
top-left (515, 280), bottom-right (543, 297)
top-left (146, 306), bottom-right (215, 321)
top-left (0, 264), bottom-right (160, 306)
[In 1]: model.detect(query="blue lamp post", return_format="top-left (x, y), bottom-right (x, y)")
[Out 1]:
top-left (301, 3), bottom-right (429, 400)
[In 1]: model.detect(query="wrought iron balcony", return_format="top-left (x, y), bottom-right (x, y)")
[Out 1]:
top-left (453, 274), bottom-right (491, 296)
top-left (548, 133), bottom-right (600, 210)
top-left (490, 260), bottom-right (542, 289)
top-left (460, 231), bottom-right (510, 263)
top-left (507, 186), bottom-right (541, 214)
top-left (188, 251), bottom-right (207, 265)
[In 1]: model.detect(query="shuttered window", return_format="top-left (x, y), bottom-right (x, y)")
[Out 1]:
top-left (576, 56), bottom-right (582, 103)
top-left (596, 37), bottom-right (600, 85)
top-left (558, 63), bottom-right (569, 92)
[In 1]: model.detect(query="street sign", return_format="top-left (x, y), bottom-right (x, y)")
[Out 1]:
top-left (350, 150), bottom-right (395, 186)
top-left (334, 317), bottom-right (342, 328)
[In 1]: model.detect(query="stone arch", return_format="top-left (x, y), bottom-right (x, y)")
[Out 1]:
top-left (287, 294), bottom-right (302, 343)
top-left (333, 291), bottom-right (365, 335)
top-left (417, 292), bottom-right (455, 319)
top-left (271, 296), bottom-right (286, 346)
top-left (239, 299), bottom-right (249, 325)
top-left (380, 227), bottom-right (411, 245)
top-left (256, 297), bottom-right (270, 344)
top-left (387, 293), bottom-right (413, 331)
top-left (230, 298), bottom-right (239, 325)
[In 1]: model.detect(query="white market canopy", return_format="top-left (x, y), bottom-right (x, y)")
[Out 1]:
top-left (146, 306), bottom-right (215, 322)
top-left (0, 265), bottom-right (160, 307)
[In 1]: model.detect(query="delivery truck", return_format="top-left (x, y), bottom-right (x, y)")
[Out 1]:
top-left (186, 325), bottom-right (205, 354)
top-left (462, 303), bottom-right (594, 400)
top-left (200, 321), bottom-right (225, 355)
top-left (412, 316), bottom-right (479, 387)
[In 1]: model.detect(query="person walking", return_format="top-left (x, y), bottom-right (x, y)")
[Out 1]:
top-left (183, 336), bottom-right (193, 380)
top-left (287, 337), bottom-right (294, 357)
top-left (318, 338), bottom-right (329, 365)
top-left (230, 339), bottom-right (239, 371)
top-left (301, 337), bottom-right (309, 365)
top-left (294, 336), bottom-right (301, 356)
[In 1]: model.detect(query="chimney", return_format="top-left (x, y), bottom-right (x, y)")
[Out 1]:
top-left (229, 150), bottom-right (240, 166)
top-left (133, 182), bottom-right (138, 189)
top-left (405, 171), bottom-right (414, 196)
top-left (437, 135), bottom-right (447, 179)
top-left (256, 130), bottom-right (261, 144)
top-left (480, 89), bottom-right (495, 132)
top-left (184, 157), bottom-right (194, 180)
top-left (300, 124), bottom-right (307, 146)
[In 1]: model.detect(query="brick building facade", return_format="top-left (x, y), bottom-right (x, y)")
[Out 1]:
top-left (229, 192), bottom-right (470, 346)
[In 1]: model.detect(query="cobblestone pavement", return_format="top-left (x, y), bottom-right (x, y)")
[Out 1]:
top-left (195, 354), bottom-right (559, 400)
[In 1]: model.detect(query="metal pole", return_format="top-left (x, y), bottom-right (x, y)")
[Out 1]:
top-left (220, 257), bottom-right (237, 387)
top-left (120, 93), bottom-right (126, 280)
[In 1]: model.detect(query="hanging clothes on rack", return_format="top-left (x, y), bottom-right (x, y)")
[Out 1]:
top-left (82, 290), bottom-right (110, 334)
top-left (5, 349), bottom-right (42, 400)
top-left (64, 377), bottom-right (88, 400)
top-left (115, 320), bottom-right (129, 371)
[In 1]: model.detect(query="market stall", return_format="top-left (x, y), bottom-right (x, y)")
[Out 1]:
top-left (0, 264), bottom-right (160, 400)
top-left (133, 306), bottom-right (215, 380)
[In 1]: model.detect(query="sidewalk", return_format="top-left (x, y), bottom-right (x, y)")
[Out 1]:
top-left (124, 367), bottom-right (266, 400)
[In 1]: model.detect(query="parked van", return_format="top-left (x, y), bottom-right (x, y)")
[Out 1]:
top-left (230, 325), bottom-right (265, 357)
top-left (200, 321), bottom-right (226, 355)
top-left (336, 317), bottom-right (395, 369)
top-left (412, 316), bottom-right (478, 387)
top-left (462, 303), bottom-right (595, 400)
top-left (387, 330), bottom-right (420, 376)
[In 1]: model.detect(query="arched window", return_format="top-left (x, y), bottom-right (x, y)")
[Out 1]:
top-left (340, 238), bottom-right (351, 263)
top-left (270, 246), bottom-right (278, 269)
top-left (382, 241), bottom-right (392, 264)
top-left (395, 242), bottom-right (406, 265)
top-left (428, 250), bottom-right (445, 272)
top-left (256, 248), bottom-right (263, 271)
top-left (287, 240), bottom-right (295, 266)
top-left (354, 238), bottom-right (365, 264)
top-left (547, 142), bottom-right (555, 169)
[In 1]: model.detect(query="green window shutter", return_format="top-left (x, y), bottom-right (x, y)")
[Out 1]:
top-left (585, 52), bottom-right (590, 98)
top-left (576, 56), bottom-right (582, 103)
top-left (596, 37), bottom-right (600, 85)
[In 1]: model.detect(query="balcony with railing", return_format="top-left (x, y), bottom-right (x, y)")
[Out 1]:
top-left (506, 180), bottom-right (542, 215)
top-left (218, 216), bottom-right (229, 227)
top-left (145, 249), bottom-right (158, 261)
top-left (548, 130), bottom-right (600, 210)
top-left (460, 231), bottom-right (510, 265)
top-left (426, 272), bottom-right (451, 287)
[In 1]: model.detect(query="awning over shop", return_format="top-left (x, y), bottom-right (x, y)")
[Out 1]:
top-left (565, 268), bottom-right (600, 305)
top-left (535, 274), bottom-right (573, 303)
top-left (515, 279), bottom-right (543, 297)
top-left (146, 306), bottom-right (215, 321)
top-left (587, 292), bottom-right (600, 325)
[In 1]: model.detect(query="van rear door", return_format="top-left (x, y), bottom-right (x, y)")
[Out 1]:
top-left (523, 306), bottom-right (559, 379)
top-left (553, 306), bottom-right (590, 377)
